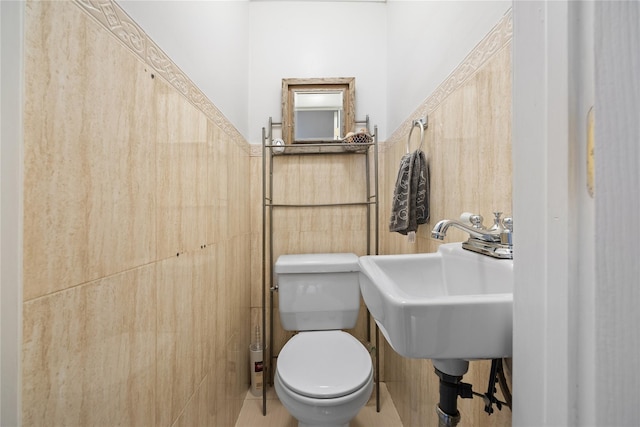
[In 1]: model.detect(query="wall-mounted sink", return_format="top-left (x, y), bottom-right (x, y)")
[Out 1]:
top-left (358, 243), bottom-right (513, 360)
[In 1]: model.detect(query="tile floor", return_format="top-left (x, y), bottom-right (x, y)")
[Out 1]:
top-left (235, 383), bottom-right (403, 427)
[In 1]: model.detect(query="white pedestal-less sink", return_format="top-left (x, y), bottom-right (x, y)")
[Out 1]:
top-left (358, 243), bottom-right (513, 361)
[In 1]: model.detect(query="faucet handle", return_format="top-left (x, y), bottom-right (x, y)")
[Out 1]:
top-left (500, 216), bottom-right (513, 245)
top-left (490, 212), bottom-right (504, 231)
top-left (470, 215), bottom-right (484, 229)
top-left (460, 212), bottom-right (484, 228)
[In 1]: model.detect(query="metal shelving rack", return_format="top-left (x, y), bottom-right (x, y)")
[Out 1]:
top-left (260, 116), bottom-right (380, 416)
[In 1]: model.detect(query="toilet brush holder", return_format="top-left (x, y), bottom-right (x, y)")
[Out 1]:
top-left (249, 325), bottom-right (264, 396)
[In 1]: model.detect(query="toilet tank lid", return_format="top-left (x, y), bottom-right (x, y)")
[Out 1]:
top-left (275, 253), bottom-right (359, 274)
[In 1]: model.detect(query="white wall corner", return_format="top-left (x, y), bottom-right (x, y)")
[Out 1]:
top-left (512, 1), bottom-right (573, 425)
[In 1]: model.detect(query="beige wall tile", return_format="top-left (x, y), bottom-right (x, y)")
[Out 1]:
top-left (156, 251), bottom-right (209, 426)
top-left (172, 376), bottom-right (210, 427)
top-left (231, 155), bottom-right (252, 240)
top-left (250, 232), bottom-right (265, 309)
top-left (475, 46), bottom-right (513, 213)
top-left (207, 124), bottom-right (229, 244)
top-left (23, 0), bottom-right (156, 300)
top-left (249, 157), bottom-right (264, 236)
top-left (22, 265), bottom-right (156, 426)
top-left (23, 2), bottom-right (252, 426)
top-left (156, 80), bottom-right (209, 260)
top-left (174, 369), bottom-right (247, 427)
top-left (269, 156), bottom-right (302, 205)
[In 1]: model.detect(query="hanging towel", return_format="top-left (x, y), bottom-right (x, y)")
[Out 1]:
top-left (389, 150), bottom-right (430, 235)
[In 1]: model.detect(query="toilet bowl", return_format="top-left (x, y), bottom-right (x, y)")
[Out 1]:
top-left (274, 253), bottom-right (373, 427)
top-left (274, 331), bottom-right (374, 427)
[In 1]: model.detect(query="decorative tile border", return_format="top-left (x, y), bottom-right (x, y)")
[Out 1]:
top-left (73, 0), bottom-right (251, 154)
top-left (382, 8), bottom-right (513, 152)
top-left (249, 144), bottom-right (263, 157)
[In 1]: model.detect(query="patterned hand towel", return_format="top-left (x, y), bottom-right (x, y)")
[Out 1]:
top-left (414, 150), bottom-right (430, 226)
top-left (389, 150), bottom-right (429, 235)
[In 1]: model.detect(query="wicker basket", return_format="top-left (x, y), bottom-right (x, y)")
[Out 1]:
top-left (343, 131), bottom-right (373, 151)
top-left (344, 132), bottom-right (372, 144)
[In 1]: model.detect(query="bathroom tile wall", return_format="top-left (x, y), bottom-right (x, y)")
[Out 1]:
top-left (22, 1), bottom-right (251, 426)
top-left (378, 12), bottom-right (513, 427)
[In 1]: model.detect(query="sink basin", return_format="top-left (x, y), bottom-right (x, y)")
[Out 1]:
top-left (358, 243), bottom-right (513, 360)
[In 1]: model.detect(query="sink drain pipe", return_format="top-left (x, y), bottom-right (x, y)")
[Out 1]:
top-left (436, 405), bottom-right (460, 427)
top-left (433, 358), bottom-right (511, 426)
top-left (435, 369), bottom-right (473, 427)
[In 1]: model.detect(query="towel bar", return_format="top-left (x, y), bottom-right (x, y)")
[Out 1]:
top-left (407, 117), bottom-right (428, 154)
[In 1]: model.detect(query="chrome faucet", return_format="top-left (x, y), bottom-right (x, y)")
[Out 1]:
top-left (431, 212), bottom-right (513, 259)
top-left (431, 215), bottom-right (501, 242)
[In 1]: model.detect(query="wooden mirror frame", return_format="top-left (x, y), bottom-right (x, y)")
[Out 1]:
top-left (282, 77), bottom-right (355, 145)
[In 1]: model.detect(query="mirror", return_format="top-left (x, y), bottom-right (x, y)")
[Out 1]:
top-left (294, 91), bottom-right (343, 141)
top-left (282, 77), bottom-right (355, 144)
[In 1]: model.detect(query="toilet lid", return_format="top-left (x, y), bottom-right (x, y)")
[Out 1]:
top-left (277, 331), bottom-right (373, 399)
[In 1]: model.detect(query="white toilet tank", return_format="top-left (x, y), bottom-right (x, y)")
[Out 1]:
top-left (275, 253), bottom-right (361, 331)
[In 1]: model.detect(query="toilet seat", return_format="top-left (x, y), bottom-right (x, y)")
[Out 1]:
top-left (277, 330), bottom-right (372, 399)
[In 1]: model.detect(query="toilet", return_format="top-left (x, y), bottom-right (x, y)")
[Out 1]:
top-left (274, 253), bottom-right (374, 427)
